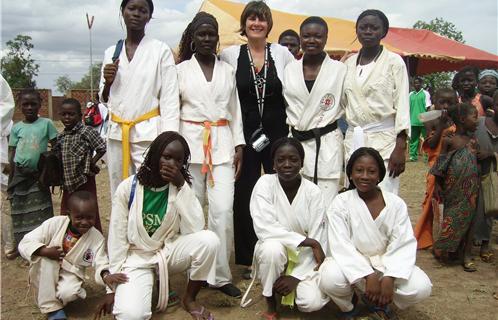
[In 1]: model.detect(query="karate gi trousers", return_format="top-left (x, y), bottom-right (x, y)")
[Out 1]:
top-left (254, 240), bottom-right (330, 313)
top-left (113, 230), bottom-right (219, 320)
top-left (319, 259), bottom-right (432, 312)
top-left (107, 139), bottom-right (150, 195)
top-left (30, 258), bottom-right (86, 313)
top-left (190, 163), bottom-right (234, 287)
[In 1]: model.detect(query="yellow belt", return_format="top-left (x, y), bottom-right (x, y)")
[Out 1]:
top-left (184, 119), bottom-right (229, 186)
top-left (111, 108), bottom-right (160, 179)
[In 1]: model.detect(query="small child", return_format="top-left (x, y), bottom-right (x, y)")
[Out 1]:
top-left (414, 88), bottom-right (457, 249)
top-left (55, 98), bottom-right (106, 231)
top-left (430, 103), bottom-right (479, 272)
top-left (456, 66), bottom-right (486, 116)
top-left (8, 89), bottom-right (58, 248)
top-left (18, 191), bottom-right (127, 320)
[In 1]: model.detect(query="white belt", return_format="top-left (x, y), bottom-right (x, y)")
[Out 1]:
top-left (351, 117), bottom-right (395, 152)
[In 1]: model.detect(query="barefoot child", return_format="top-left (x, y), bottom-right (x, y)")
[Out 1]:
top-left (319, 147), bottom-right (432, 320)
top-left (55, 98), bottom-right (106, 232)
top-left (431, 103), bottom-right (479, 271)
top-left (414, 88), bottom-right (457, 249)
top-left (18, 191), bottom-right (127, 320)
top-left (8, 89), bottom-right (58, 249)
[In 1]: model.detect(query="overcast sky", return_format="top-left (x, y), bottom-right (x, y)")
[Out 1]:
top-left (1, 0), bottom-right (497, 94)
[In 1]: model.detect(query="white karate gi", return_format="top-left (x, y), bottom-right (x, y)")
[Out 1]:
top-left (342, 49), bottom-right (410, 194)
top-left (283, 55), bottom-right (347, 199)
top-left (99, 37), bottom-right (180, 194)
top-left (319, 189), bottom-right (432, 312)
top-left (248, 174), bottom-right (329, 312)
top-left (18, 216), bottom-right (109, 314)
top-left (177, 55), bottom-right (245, 287)
top-left (109, 176), bottom-right (219, 320)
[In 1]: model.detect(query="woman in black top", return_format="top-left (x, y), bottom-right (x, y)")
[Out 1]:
top-left (220, 0), bottom-right (294, 277)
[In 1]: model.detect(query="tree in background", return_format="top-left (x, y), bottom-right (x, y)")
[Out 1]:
top-left (1, 34), bottom-right (40, 88)
top-left (413, 18), bottom-right (465, 91)
top-left (54, 63), bottom-right (102, 95)
top-left (55, 75), bottom-right (74, 94)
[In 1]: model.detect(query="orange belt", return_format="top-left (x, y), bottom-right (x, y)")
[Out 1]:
top-left (111, 108), bottom-right (160, 179)
top-left (184, 119), bottom-right (229, 186)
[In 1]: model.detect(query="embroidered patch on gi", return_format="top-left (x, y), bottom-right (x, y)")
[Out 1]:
top-left (319, 93), bottom-right (335, 111)
top-left (83, 249), bottom-right (94, 263)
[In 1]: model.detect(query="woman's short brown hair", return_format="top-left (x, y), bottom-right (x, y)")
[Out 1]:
top-left (239, 1), bottom-right (273, 37)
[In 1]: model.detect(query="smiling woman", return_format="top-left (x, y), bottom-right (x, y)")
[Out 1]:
top-left (176, 11), bottom-right (245, 298)
top-left (219, 1), bottom-right (295, 275)
top-left (283, 16), bottom-right (347, 200)
top-left (99, 0), bottom-right (180, 196)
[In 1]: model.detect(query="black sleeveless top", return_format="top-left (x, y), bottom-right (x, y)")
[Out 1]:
top-left (235, 44), bottom-right (288, 143)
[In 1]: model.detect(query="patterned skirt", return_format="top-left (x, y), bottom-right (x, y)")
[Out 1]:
top-left (8, 167), bottom-right (53, 245)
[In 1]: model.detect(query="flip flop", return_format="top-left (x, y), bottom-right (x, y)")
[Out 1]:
top-left (168, 290), bottom-right (180, 308)
top-left (188, 306), bottom-right (214, 320)
top-left (361, 295), bottom-right (398, 320)
top-left (480, 252), bottom-right (494, 263)
top-left (47, 309), bottom-right (67, 320)
top-left (462, 261), bottom-right (477, 272)
top-left (259, 311), bottom-right (278, 320)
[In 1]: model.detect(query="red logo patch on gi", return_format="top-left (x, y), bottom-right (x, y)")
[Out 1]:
top-left (319, 93), bottom-right (335, 111)
top-left (83, 249), bottom-right (94, 263)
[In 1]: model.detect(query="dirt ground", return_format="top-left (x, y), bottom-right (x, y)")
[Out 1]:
top-left (1, 160), bottom-right (496, 320)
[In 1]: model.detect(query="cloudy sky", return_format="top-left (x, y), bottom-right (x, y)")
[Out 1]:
top-left (1, 0), bottom-right (497, 94)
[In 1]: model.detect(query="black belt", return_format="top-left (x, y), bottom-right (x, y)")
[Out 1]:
top-left (291, 121), bottom-right (338, 184)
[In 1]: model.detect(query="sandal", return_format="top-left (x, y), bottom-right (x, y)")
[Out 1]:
top-left (480, 252), bottom-right (494, 263)
top-left (462, 261), bottom-right (477, 272)
top-left (361, 295), bottom-right (398, 320)
top-left (259, 311), bottom-right (278, 320)
top-left (168, 290), bottom-right (180, 308)
top-left (47, 309), bottom-right (67, 320)
top-left (187, 306), bottom-right (214, 320)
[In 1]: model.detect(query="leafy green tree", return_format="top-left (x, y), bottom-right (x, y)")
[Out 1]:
top-left (72, 62), bottom-right (102, 91)
top-left (1, 34), bottom-right (40, 88)
top-left (54, 63), bottom-right (101, 96)
top-left (413, 18), bottom-right (465, 90)
top-left (54, 75), bottom-right (74, 94)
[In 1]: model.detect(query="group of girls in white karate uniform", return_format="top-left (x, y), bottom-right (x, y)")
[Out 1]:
top-left (16, 0), bottom-right (433, 319)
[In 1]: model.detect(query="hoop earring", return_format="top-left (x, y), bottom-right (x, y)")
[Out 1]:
top-left (216, 41), bottom-right (220, 54)
top-left (190, 41), bottom-right (196, 52)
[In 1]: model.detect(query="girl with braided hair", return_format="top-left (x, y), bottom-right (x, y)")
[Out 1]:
top-left (176, 11), bottom-right (245, 297)
top-left (108, 131), bottom-right (220, 319)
